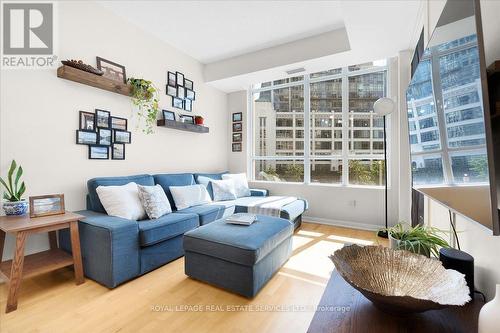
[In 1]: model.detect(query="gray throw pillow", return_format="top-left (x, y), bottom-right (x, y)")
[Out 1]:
top-left (137, 184), bottom-right (172, 219)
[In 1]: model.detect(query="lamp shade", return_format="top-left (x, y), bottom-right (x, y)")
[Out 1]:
top-left (373, 97), bottom-right (395, 116)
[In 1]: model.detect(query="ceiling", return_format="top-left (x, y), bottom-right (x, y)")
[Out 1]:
top-left (98, 0), bottom-right (345, 64)
top-left (98, 0), bottom-right (423, 92)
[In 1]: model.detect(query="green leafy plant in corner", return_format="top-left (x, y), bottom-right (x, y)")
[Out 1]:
top-left (381, 222), bottom-right (450, 258)
top-left (128, 78), bottom-right (159, 134)
top-left (0, 160), bottom-right (26, 202)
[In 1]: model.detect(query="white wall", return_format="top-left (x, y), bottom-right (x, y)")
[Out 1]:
top-left (408, 0), bottom-right (500, 300)
top-left (0, 1), bottom-right (228, 260)
top-left (227, 57), bottom-right (403, 231)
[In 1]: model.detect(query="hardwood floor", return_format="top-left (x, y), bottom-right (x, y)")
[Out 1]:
top-left (0, 222), bottom-right (387, 333)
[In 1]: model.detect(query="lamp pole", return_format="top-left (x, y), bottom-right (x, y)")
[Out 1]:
top-left (377, 115), bottom-right (389, 238)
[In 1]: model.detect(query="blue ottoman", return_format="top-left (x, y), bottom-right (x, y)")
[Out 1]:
top-left (183, 215), bottom-right (293, 297)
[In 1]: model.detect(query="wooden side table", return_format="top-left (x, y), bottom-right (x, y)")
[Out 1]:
top-left (0, 211), bottom-right (85, 313)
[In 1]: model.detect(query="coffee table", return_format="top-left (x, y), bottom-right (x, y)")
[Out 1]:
top-left (0, 211), bottom-right (85, 313)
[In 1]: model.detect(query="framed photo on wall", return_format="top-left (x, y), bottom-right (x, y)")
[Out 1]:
top-left (232, 133), bottom-right (242, 142)
top-left (29, 194), bottom-right (65, 218)
top-left (95, 109), bottom-right (111, 128)
top-left (112, 143), bottom-right (125, 160)
top-left (166, 85), bottom-right (177, 97)
top-left (186, 89), bottom-right (195, 100)
top-left (184, 79), bottom-right (194, 90)
top-left (177, 86), bottom-right (186, 99)
top-left (232, 112), bottom-right (242, 122)
top-left (89, 145), bottom-right (109, 160)
top-left (176, 72), bottom-right (185, 86)
top-left (172, 97), bottom-right (184, 109)
top-left (167, 71), bottom-right (177, 87)
top-left (76, 130), bottom-right (97, 145)
top-left (96, 57), bottom-right (127, 83)
top-left (111, 116), bottom-right (127, 131)
top-left (79, 111), bottom-right (95, 131)
top-left (232, 122), bottom-right (242, 132)
top-left (184, 99), bottom-right (192, 112)
top-left (114, 130), bottom-right (131, 144)
top-left (98, 128), bottom-right (112, 146)
top-left (232, 143), bottom-right (242, 152)
top-left (162, 110), bottom-right (176, 121)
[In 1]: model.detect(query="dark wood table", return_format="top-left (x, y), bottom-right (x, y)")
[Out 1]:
top-left (307, 271), bottom-right (484, 333)
top-left (0, 212), bottom-right (85, 313)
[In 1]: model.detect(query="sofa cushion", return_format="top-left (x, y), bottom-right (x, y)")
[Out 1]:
top-left (153, 173), bottom-right (195, 210)
top-left (96, 182), bottom-right (147, 220)
top-left (183, 215), bottom-right (293, 266)
top-left (177, 204), bottom-right (226, 225)
top-left (233, 197), bottom-right (307, 222)
top-left (138, 212), bottom-right (199, 247)
top-left (194, 172), bottom-right (227, 199)
top-left (88, 174), bottom-right (154, 213)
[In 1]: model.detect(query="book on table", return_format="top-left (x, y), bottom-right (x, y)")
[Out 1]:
top-left (225, 213), bottom-right (257, 225)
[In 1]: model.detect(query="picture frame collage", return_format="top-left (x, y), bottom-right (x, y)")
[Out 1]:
top-left (165, 71), bottom-right (199, 124)
top-left (232, 112), bottom-right (242, 152)
top-left (76, 109), bottom-right (131, 160)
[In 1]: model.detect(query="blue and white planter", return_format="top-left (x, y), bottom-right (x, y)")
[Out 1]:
top-left (2, 200), bottom-right (29, 216)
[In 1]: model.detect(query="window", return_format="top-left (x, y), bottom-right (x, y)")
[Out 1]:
top-left (251, 61), bottom-right (388, 185)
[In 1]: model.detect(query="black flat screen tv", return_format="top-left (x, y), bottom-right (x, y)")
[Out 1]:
top-left (406, 0), bottom-right (499, 235)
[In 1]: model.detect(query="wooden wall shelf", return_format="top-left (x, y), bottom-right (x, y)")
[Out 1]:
top-left (57, 65), bottom-right (132, 96)
top-left (157, 119), bottom-right (209, 133)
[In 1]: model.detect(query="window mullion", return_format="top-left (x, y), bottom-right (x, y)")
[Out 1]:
top-left (304, 77), bottom-right (311, 184)
top-left (341, 67), bottom-right (349, 186)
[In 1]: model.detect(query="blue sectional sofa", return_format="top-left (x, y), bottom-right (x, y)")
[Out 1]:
top-left (59, 172), bottom-right (307, 288)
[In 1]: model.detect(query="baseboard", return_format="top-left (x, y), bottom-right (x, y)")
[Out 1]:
top-left (302, 215), bottom-right (383, 231)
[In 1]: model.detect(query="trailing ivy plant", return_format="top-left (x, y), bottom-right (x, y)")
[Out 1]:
top-left (128, 78), bottom-right (159, 134)
top-left (0, 160), bottom-right (26, 202)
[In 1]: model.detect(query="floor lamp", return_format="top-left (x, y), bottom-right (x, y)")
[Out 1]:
top-left (374, 97), bottom-right (395, 239)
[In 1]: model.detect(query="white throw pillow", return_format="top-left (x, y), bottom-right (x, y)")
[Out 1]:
top-left (137, 184), bottom-right (172, 219)
top-left (96, 182), bottom-right (147, 220)
top-left (170, 184), bottom-right (212, 210)
top-left (211, 179), bottom-right (237, 201)
top-left (222, 173), bottom-right (251, 198)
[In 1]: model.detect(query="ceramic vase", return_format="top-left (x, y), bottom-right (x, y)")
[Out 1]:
top-left (479, 284), bottom-right (500, 333)
top-left (2, 200), bottom-right (29, 215)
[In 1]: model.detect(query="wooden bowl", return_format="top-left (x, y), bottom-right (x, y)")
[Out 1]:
top-left (330, 245), bottom-right (471, 314)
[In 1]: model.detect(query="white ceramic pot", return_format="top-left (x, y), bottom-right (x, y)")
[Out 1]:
top-left (479, 284), bottom-right (500, 333)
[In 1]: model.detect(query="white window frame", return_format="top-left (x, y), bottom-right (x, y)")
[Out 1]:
top-left (248, 62), bottom-right (390, 187)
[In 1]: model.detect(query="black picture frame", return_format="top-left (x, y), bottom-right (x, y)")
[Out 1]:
top-left (166, 85), bottom-right (177, 97)
top-left (112, 143), bottom-right (125, 160)
top-left (177, 86), bottom-right (186, 99)
top-left (184, 99), bottom-right (192, 112)
top-left (110, 116), bottom-right (127, 131)
top-left (167, 71), bottom-right (177, 87)
top-left (95, 109), bottom-right (111, 128)
top-left (232, 122), bottom-right (242, 132)
top-left (232, 112), bottom-right (242, 122)
top-left (76, 130), bottom-right (97, 145)
top-left (180, 115), bottom-right (194, 124)
top-left (162, 110), bottom-right (176, 121)
top-left (184, 79), bottom-right (193, 90)
top-left (114, 130), bottom-right (131, 144)
top-left (172, 97), bottom-right (184, 109)
top-left (232, 133), bottom-right (242, 142)
top-left (232, 143), bottom-right (242, 152)
top-left (176, 72), bottom-right (185, 86)
top-left (186, 89), bottom-right (195, 100)
top-left (88, 145), bottom-right (109, 160)
top-left (97, 128), bottom-right (112, 146)
top-left (79, 111), bottom-right (96, 131)
top-left (96, 57), bottom-right (127, 84)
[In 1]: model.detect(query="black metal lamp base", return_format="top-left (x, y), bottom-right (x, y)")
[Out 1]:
top-left (377, 230), bottom-right (388, 239)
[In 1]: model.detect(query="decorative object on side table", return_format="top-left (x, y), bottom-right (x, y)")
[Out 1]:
top-left (195, 115), bottom-right (204, 125)
top-left (381, 222), bottom-right (450, 257)
top-left (330, 244), bottom-right (471, 314)
top-left (128, 78), bottom-right (159, 134)
top-left (0, 160), bottom-right (27, 216)
top-left (29, 194), bottom-right (65, 218)
top-left (61, 59), bottom-right (103, 75)
top-left (479, 284), bottom-right (500, 333)
top-left (96, 56), bottom-right (126, 83)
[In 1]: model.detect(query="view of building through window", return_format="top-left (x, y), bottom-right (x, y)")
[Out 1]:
top-left (407, 34), bottom-right (488, 185)
top-left (252, 61), bottom-right (387, 185)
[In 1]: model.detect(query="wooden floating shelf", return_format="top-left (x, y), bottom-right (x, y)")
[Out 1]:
top-left (57, 65), bottom-right (132, 96)
top-left (157, 119), bottom-right (209, 133)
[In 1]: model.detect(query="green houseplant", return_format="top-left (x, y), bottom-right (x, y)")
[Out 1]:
top-left (0, 160), bottom-right (28, 215)
top-left (382, 223), bottom-right (450, 258)
top-left (128, 78), bottom-right (159, 134)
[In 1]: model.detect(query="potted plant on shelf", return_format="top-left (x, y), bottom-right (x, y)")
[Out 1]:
top-left (128, 78), bottom-right (159, 134)
top-left (381, 223), bottom-right (450, 258)
top-left (0, 160), bottom-right (28, 216)
top-left (195, 115), bottom-right (204, 125)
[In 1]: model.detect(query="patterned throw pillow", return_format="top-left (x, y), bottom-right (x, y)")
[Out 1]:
top-left (211, 179), bottom-right (237, 201)
top-left (137, 184), bottom-right (172, 219)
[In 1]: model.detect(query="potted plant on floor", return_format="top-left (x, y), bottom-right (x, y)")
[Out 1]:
top-left (381, 223), bottom-right (450, 258)
top-left (0, 160), bottom-right (28, 215)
